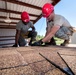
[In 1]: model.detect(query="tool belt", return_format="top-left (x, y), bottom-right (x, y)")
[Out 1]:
top-left (21, 31), bottom-right (30, 38)
top-left (68, 27), bottom-right (74, 35)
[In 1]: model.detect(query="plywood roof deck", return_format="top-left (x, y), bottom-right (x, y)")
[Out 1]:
top-left (0, 46), bottom-right (76, 75)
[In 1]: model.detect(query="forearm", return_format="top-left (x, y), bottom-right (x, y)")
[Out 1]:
top-left (42, 25), bottom-right (60, 43)
top-left (42, 32), bottom-right (54, 42)
top-left (45, 30), bottom-right (50, 36)
top-left (15, 30), bottom-right (20, 45)
top-left (45, 27), bottom-right (51, 37)
top-left (32, 26), bottom-right (35, 31)
top-left (15, 34), bottom-right (19, 44)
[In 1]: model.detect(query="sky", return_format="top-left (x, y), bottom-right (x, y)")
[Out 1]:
top-left (34, 0), bottom-right (76, 36)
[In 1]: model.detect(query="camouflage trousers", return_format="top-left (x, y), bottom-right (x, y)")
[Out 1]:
top-left (55, 26), bottom-right (73, 40)
top-left (18, 31), bottom-right (37, 46)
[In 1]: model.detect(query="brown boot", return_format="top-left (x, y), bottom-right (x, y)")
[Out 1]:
top-left (61, 40), bottom-right (69, 46)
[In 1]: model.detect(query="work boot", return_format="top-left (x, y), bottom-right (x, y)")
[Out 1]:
top-left (29, 40), bottom-right (33, 46)
top-left (29, 38), bottom-right (37, 46)
top-left (61, 40), bottom-right (69, 46)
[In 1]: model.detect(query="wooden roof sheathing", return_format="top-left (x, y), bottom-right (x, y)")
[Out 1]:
top-left (0, 0), bottom-right (60, 29)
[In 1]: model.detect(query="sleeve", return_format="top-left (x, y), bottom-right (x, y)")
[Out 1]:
top-left (54, 17), bottom-right (64, 26)
top-left (47, 21), bottom-right (53, 30)
top-left (16, 21), bottom-right (22, 30)
top-left (29, 21), bottom-right (34, 27)
top-left (46, 19), bottom-right (49, 30)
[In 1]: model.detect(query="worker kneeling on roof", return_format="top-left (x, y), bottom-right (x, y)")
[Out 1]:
top-left (32, 3), bottom-right (74, 46)
top-left (13, 11), bottom-right (37, 47)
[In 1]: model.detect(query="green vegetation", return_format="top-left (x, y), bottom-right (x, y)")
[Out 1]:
top-left (36, 35), bottom-right (44, 40)
top-left (54, 37), bottom-right (64, 45)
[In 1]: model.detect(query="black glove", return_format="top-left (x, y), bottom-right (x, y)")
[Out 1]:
top-left (45, 37), bottom-right (56, 46)
top-left (31, 30), bottom-right (35, 33)
top-left (12, 44), bottom-right (18, 47)
top-left (31, 40), bottom-right (43, 46)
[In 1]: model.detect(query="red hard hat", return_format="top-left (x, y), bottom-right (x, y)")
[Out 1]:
top-left (21, 11), bottom-right (30, 22)
top-left (42, 3), bottom-right (54, 18)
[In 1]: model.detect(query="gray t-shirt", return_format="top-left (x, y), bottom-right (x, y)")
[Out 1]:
top-left (16, 20), bottom-right (33, 34)
top-left (47, 14), bottom-right (71, 29)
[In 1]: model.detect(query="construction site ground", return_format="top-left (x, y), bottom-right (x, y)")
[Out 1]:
top-left (0, 46), bottom-right (76, 75)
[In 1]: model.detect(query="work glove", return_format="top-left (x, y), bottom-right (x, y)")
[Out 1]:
top-left (32, 30), bottom-right (35, 32)
top-left (45, 37), bottom-right (56, 46)
top-left (31, 39), bottom-right (43, 46)
top-left (12, 43), bottom-right (18, 47)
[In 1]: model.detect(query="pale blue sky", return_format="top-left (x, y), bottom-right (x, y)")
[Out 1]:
top-left (34, 0), bottom-right (76, 36)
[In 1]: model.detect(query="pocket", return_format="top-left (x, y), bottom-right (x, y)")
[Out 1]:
top-left (69, 27), bottom-right (74, 35)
